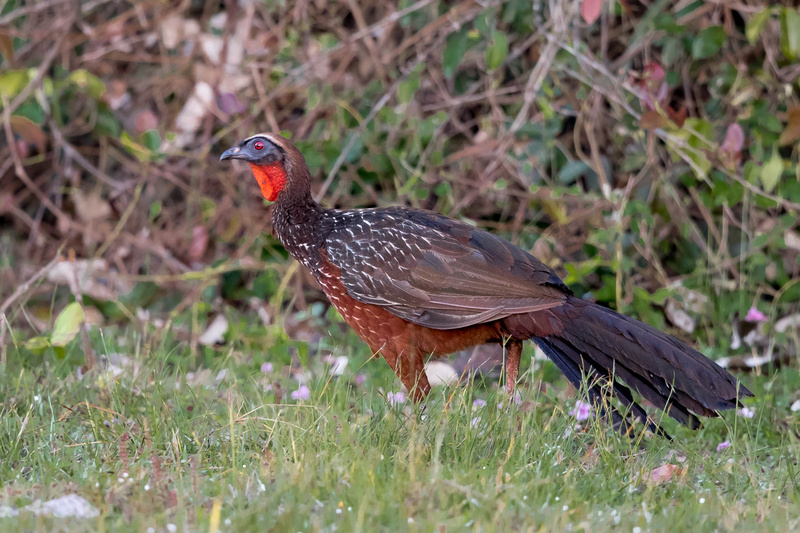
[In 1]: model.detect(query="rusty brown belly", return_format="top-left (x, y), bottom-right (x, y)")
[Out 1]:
top-left (313, 260), bottom-right (503, 362)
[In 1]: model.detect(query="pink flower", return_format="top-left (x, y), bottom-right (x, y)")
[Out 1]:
top-left (261, 362), bottom-right (274, 374)
top-left (355, 374), bottom-right (366, 386)
top-left (738, 407), bottom-right (755, 419)
top-left (387, 392), bottom-right (406, 406)
top-left (291, 385), bottom-right (310, 401)
top-left (569, 401), bottom-right (592, 421)
top-left (745, 307), bottom-right (768, 323)
top-left (498, 391), bottom-right (522, 409)
top-left (717, 440), bottom-right (731, 452)
top-left (473, 399), bottom-right (487, 408)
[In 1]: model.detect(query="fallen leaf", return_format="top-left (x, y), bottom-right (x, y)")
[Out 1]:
top-left (720, 123), bottom-right (744, 168)
top-left (425, 361), bottom-right (459, 386)
top-left (640, 110), bottom-right (670, 130)
top-left (665, 106), bottom-right (687, 128)
top-left (581, 0), bottom-right (603, 24)
top-left (0, 33), bottom-right (13, 63)
top-left (73, 191), bottom-right (112, 223)
top-left (199, 314), bottom-right (228, 346)
top-left (665, 299), bottom-right (696, 333)
top-left (189, 225), bottom-right (209, 261)
top-left (648, 464), bottom-right (684, 485)
top-left (48, 258), bottom-right (130, 301)
top-left (24, 495), bottom-right (99, 518)
top-left (173, 82), bottom-right (214, 148)
top-left (775, 313), bottom-right (800, 333)
top-left (133, 110), bottom-right (159, 134)
top-left (51, 302), bottom-right (84, 347)
top-left (632, 62), bottom-right (667, 110)
top-left (10, 115), bottom-right (47, 153)
top-left (785, 231), bottom-right (800, 252)
top-left (326, 355), bottom-right (349, 376)
top-left (779, 107), bottom-right (800, 146)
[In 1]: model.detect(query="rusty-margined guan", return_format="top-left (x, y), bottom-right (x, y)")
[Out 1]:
top-left (220, 133), bottom-right (752, 434)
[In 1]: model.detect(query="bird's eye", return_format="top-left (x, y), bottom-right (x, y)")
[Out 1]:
top-left (254, 141), bottom-right (264, 150)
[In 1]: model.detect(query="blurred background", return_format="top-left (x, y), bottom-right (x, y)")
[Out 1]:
top-left (1, 0), bottom-right (799, 382)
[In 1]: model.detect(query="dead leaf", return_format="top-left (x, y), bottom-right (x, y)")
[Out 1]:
top-left (0, 33), bottom-right (14, 63)
top-left (199, 314), bottom-right (228, 346)
top-left (47, 259), bottom-right (130, 301)
top-left (720, 123), bottom-right (744, 169)
top-left (73, 191), bottom-right (112, 223)
top-left (632, 62), bottom-right (667, 110)
top-left (648, 464), bottom-right (684, 485)
top-left (779, 107), bottom-right (800, 147)
top-left (189, 225), bottom-right (208, 261)
top-left (581, 0), bottom-right (603, 24)
top-left (640, 110), bottom-right (670, 130)
top-left (785, 231), bottom-right (800, 252)
top-left (775, 313), bottom-right (800, 334)
top-left (173, 82), bottom-right (214, 148)
top-left (133, 110), bottom-right (158, 134)
top-left (665, 106), bottom-right (687, 128)
top-left (665, 299), bottom-right (696, 333)
top-left (424, 361), bottom-right (459, 386)
top-left (9, 115), bottom-right (47, 153)
top-left (24, 495), bottom-right (99, 518)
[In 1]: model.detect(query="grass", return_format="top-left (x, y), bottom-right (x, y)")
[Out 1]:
top-left (1, 321), bottom-right (798, 532)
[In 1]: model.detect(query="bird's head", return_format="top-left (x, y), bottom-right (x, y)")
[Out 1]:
top-left (220, 133), bottom-right (306, 202)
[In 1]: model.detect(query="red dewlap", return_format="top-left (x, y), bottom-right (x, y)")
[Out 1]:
top-left (250, 162), bottom-right (288, 201)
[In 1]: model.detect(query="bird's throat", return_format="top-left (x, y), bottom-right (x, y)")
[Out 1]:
top-left (250, 162), bottom-right (288, 202)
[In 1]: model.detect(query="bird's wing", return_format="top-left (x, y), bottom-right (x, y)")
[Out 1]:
top-left (323, 208), bottom-right (570, 330)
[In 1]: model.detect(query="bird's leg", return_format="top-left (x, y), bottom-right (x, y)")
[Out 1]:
top-left (394, 351), bottom-right (431, 402)
top-left (504, 338), bottom-right (523, 395)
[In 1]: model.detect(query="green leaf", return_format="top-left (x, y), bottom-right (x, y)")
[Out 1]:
top-left (24, 336), bottom-right (51, 354)
top-left (442, 29), bottom-right (470, 78)
top-left (485, 30), bottom-right (509, 70)
top-left (746, 9), bottom-right (772, 44)
top-left (120, 131), bottom-right (152, 162)
top-left (67, 69), bottom-right (106, 99)
top-left (397, 74), bottom-right (420, 105)
top-left (0, 69), bottom-right (30, 98)
top-left (780, 8), bottom-right (800, 60)
top-left (141, 129), bottom-right (161, 153)
top-left (557, 161), bottom-right (593, 184)
top-left (691, 26), bottom-right (726, 59)
top-left (761, 149), bottom-right (784, 192)
top-left (51, 302), bottom-right (84, 347)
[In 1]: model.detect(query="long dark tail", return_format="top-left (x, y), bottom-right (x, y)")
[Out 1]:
top-left (515, 297), bottom-right (753, 433)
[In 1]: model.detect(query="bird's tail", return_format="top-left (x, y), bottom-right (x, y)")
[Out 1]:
top-left (510, 297), bottom-right (753, 433)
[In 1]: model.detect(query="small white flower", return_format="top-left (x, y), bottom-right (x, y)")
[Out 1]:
top-left (738, 407), bottom-right (755, 419)
top-left (167, 524), bottom-right (177, 533)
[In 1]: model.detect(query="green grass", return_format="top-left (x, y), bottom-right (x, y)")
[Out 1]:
top-left (1, 323), bottom-right (798, 532)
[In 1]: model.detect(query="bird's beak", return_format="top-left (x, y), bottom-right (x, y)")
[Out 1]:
top-left (220, 146), bottom-right (244, 162)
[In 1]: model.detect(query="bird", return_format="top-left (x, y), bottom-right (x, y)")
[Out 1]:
top-left (220, 132), bottom-right (753, 434)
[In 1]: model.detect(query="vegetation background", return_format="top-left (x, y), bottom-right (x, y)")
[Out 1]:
top-left (1, 0), bottom-right (800, 531)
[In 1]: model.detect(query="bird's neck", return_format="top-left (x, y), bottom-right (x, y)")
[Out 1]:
top-left (271, 174), bottom-right (328, 266)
